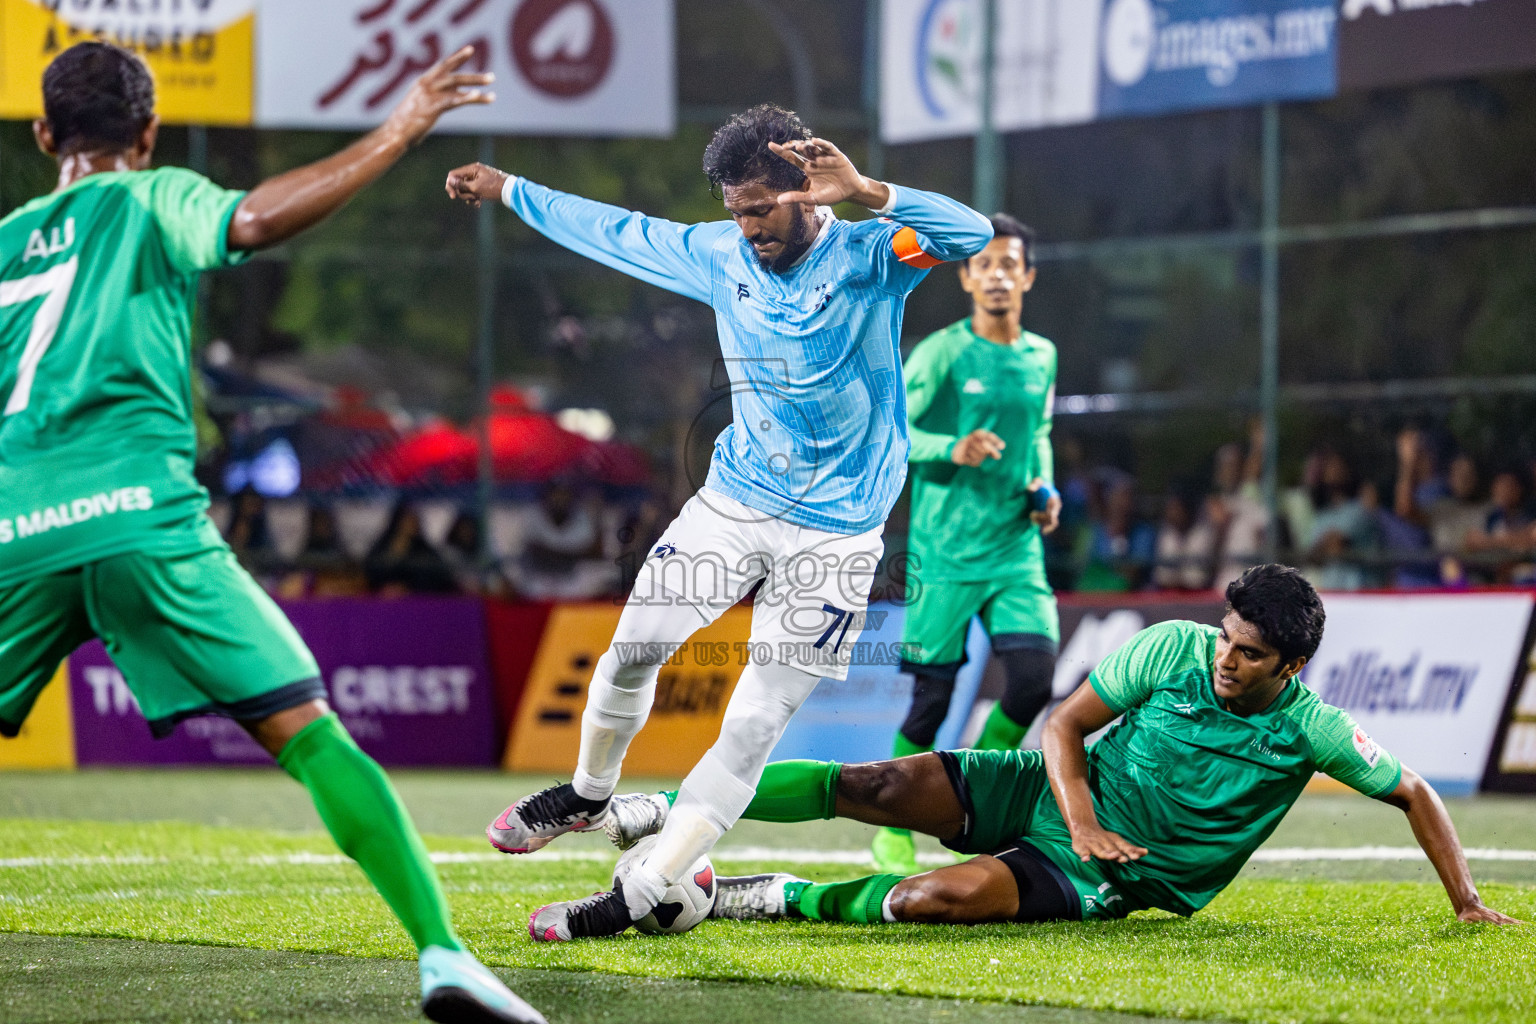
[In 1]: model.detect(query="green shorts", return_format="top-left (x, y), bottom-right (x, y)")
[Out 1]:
top-left (902, 562), bottom-right (1059, 668)
top-left (0, 546), bottom-right (323, 739)
top-left (936, 747), bottom-right (1144, 921)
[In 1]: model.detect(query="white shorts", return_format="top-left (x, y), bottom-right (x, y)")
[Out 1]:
top-left (630, 488), bottom-right (884, 681)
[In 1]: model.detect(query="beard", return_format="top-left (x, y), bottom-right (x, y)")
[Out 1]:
top-left (755, 205), bottom-right (817, 273)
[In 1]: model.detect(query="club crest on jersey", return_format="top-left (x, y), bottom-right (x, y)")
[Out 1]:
top-left (1353, 726), bottom-right (1381, 768)
top-left (22, 218), bottom-right (75, 263)
top-left (963, 378), bottom-right (986, 395)
top-left (652, 543), bottom-right (677, 560)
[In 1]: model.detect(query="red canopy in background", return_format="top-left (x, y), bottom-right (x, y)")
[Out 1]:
top-left (354, 387), bottom-right (649, 489)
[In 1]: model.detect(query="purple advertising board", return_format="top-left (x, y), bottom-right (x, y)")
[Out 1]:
top-left (69, 598), bottom-right (499, 767)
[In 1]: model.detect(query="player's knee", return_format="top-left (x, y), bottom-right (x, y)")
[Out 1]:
top-left (997, 647), bottom-right (1054, 723)
top-left (596, 647), bottom-right (659, 690)
top-left (716, 711), bottom-right (780, 763)
top-left (838, 760), bottom-right (913, 814)
top-left (887, 873), bottom-right (986, 924)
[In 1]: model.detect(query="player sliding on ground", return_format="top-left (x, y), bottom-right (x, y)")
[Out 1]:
top-left (445, 104), bottom-right (994, 941)
top-left (606, 565), bottom-right (1520, 928)
top-left (875, 213), bottom-right (1063, 875)
top-left (0, 43), bottom-right (544, 1024)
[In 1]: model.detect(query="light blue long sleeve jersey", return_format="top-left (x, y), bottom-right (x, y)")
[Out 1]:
top-left (500, 176), bottom-right (993, 534)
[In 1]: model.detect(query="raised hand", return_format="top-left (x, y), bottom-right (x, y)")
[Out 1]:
top-left (383, 46), bottom-right (495, 148)
top-left (445, 162), bottom-right (510, 207)
top-left (769, 138), bottom-right (890, 210)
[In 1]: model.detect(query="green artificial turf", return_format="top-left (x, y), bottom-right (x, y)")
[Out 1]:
top-left (2, 802), bottom-right (1533, 1024)
top-left (5, 933), bottom-right (1164, 1024)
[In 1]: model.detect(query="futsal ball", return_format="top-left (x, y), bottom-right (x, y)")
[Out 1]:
top-left (612, 834), bottom-right (716, 934)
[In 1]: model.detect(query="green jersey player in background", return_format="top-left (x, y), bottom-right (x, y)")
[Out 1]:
top-left (875, 214), bottom-right (1063, 874)
top-left (0, 42), bottom-right (545, 1024)
top-left (606, 565), bottom-right (1519, 928)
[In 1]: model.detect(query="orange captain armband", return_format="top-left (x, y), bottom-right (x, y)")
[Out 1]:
top-left (892, 226), bottom-right (944, 270)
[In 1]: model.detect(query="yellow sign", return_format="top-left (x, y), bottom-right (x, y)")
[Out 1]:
top-left (0, 0), bottom-right (254, 125)
top-left (0, 659), bottom-right (75, 769)
top-left (505, 605), bottom-right (755, 778)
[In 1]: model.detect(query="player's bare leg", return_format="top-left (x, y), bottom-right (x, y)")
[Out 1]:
top-left (607, 753), bottom-right (968, 850)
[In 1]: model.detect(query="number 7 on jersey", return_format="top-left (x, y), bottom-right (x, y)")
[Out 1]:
top-left (2, 255), bottom-right (79, 417)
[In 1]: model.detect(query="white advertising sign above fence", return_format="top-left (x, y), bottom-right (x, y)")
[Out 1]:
top-left (1300, 593), bottom-right (1533, 794)
top-left (256, 0), bottom-right (674, 135)
top-left (881, 0), bottom-right (1102, 143)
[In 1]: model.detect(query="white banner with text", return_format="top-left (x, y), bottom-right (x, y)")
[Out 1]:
top-left (1301, 592), bottom-right (1534, 794)
top-left (256, 0), bottom-right (674, 135)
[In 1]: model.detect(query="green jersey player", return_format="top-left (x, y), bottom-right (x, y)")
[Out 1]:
top-left (0, 42), bottom-right (544, 1024)
top-left (876, 214), bottom-right (1062, 874)
top-left (606, 565), bottom-right (1519, 928)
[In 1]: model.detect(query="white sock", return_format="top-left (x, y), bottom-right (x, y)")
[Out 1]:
top-left (643, 750), bottom-right (754, 883)
top-left (571, 591), bottom-right (704, 802)
top-left (881, 887), bottom-right (900, 923)
top-left (621, 859), bottom-right (669, 921)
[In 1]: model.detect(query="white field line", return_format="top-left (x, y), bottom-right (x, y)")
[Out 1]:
top-left (3, 846), bottom-right (1535, 870)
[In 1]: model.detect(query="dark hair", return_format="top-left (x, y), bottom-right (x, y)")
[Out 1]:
top-left (1224, 563), bottom-right (1326, 664)
top-left (702, 104), bottom-right (812, 193)
top-left (985, 213), bottom-right (1037, 270)
top-left (42, 42), bottom-right (155, 155)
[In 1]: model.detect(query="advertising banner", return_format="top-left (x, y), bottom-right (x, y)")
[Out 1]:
top-left (1481, 611), bottom-right (1536, 793)
top-left (503, 603), bottom-right (754, 776)
top-left (255, 0), bottom-right (674, 135)
top-left (881, 0), bottom-right (1103, 143)
top-left (68, 597), bottom-right (499, 767)
top-left (1337, 0), bottom-right (1536, 92)
top-left (0, 0), bottom-right (254, 124)
top-left (1300, 592), bottom-right (1533, 794)
top-left (1098, 0), bottom-right (1338, 118)
top-left (0, 662), bottom-right (74, 769)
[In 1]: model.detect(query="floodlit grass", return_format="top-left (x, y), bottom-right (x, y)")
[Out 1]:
top-left (2, 802), bottom-right (1534, 1024)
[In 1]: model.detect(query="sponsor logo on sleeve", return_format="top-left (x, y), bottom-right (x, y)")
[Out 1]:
top-left (1353, 725), bottom-right (1381, 768)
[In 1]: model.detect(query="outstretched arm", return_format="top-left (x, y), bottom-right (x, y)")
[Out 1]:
top-left (444, 163), bottom-right (720, 305)
top-left (1377, 767), bottom-right (1521, 924)
top-left (1042, 683), bottom-right (1148, 864)
top-left (227, 47), bottom-right (492, 251)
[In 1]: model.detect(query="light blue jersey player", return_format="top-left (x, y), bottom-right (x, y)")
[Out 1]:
top-left (446, 105), bottom-right (992, 941)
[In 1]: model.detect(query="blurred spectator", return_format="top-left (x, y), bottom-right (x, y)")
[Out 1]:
top-left (1281, 450), bottom-right (1325, 561)
top-left (1076, 472), bottom-right (1156, 592)
top-left (441, 511), bottom-right (510, 596)
top-left (1153, 490), bottom-right (1219, 591)
top-left (516, 482), bottom-right (613, 600)
top-left (1395, 431), bottom-right (1490, 583)
top-left (1465, 470), bottom-right (1536, 584)
top-left (1210, 422), bottom-right (1272, 587)
top-left (225, 487), bottom-right (271, 560)
top-left (364, 500), bottom-right (457, 596)
top-left (1305, 450), bottom-right (1380, 591)
top-left (277, 503), bottom-right (368, 599)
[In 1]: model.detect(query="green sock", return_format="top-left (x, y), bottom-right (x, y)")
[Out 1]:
top-left (975, 703), bottom-right (1029, 751)
top-left (277, 713), bottom-right (460, 953)
top-left (787, 874), bottom-right (904, 923)
top-left (660, 760), bottom-right (840, 822)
